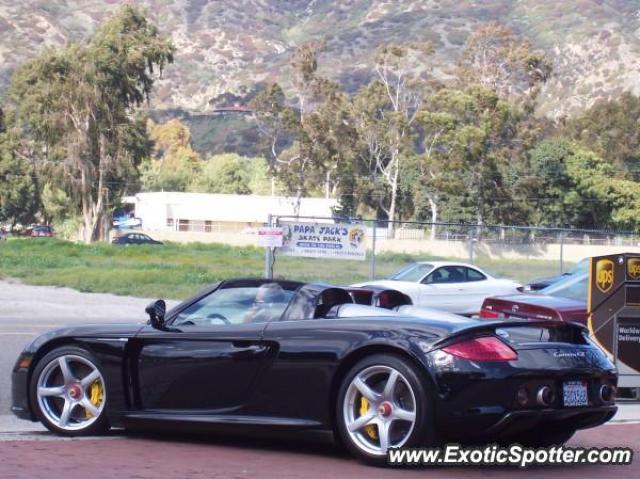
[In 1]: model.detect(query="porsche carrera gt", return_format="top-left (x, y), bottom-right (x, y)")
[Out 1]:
top-left (12, 278), bottom-right (617, 464)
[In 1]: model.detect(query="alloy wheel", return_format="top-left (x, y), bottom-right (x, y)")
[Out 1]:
top-left (36, 354), bottom-right (106, 432)
top-left (342, 365), bottom-right (417, 456)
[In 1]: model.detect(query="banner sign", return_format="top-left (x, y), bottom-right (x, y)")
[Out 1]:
top-left (279, 222), bottom-right (367, 261)
top-left (257, 227), bottom-right (284, 247)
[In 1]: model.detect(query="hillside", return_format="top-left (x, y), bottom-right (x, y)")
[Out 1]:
top-left (2, 0), bottom-right (640, 122)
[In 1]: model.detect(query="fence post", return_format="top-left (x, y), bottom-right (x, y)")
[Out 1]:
top-left (369, 220), bottom-right (377, 280)
top-left (559, 232), bottom-right (565, 274)
top-left (468, 232), bottom-right (475, 264)
top-left (264, 214), bottom-right (273, 279)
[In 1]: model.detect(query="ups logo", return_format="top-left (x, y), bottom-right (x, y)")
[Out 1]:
top-left (628, 258), bottom-right (640, 280)
top-left (595, 259), bottom-right (614, 293)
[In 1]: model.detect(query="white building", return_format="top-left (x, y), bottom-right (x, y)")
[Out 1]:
top-left (123, 192), bottom-right (339, 233)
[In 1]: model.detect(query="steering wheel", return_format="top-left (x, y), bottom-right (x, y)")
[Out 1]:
top-left (206, 313), bottom-right (230, 325)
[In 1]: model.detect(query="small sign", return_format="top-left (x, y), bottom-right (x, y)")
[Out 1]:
top-left (279, 222), bottom-right (367, 261)
top-left (595, 258), bottom-right (614, 293)
top-left (627, 257), bottom-right (640, 281)
top-left (257, 227), bottom-right (283, 247)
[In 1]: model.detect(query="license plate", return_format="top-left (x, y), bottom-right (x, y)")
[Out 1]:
top-left (563, 381), bottom-right (588, 407)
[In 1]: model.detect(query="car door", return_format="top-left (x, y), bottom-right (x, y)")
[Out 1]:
top-left (456, 267), bottom-right (493, 313)
top-left (131, 282), bottom-right (294, 413)
top-left (418, 266), bottom-right (470, 313)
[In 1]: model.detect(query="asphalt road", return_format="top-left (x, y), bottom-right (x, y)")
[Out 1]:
top-left (0, 280), bottom-right (174, 426)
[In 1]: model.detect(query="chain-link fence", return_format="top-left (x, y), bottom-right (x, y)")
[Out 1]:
top-left (268, 215), bottom-right (640, 286)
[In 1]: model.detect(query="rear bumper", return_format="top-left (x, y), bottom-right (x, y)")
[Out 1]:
top-left (440, 404), bottom-right (617, 441)
top-left (484, 405), bottom-right (617, 439)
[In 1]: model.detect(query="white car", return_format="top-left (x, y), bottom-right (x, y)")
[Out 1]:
top-left (352, 261), bottom-right (521, 316)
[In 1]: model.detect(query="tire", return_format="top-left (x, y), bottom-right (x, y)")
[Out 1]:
top-left (30, 346), bottom-right (110, 436)
top-left (335, 354), bottom-right (437, 465)
top-left (513, 428), bottom-right (576, 447)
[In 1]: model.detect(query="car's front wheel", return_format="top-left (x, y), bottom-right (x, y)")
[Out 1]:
top-left (30, 346), bottom-right (109, 436)
top-left (336, 354), bottom-right (436, 465)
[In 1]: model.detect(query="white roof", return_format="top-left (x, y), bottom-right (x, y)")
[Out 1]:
top-left (125, 192), bottom-right (339, 223)
top-left (415, 261), bottom-right (477, 268)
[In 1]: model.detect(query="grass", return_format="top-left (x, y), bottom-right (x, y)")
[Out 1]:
top-left (0, 238), bottom-right (566, 300)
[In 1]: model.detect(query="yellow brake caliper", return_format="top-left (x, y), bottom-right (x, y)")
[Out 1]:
top-left (359, 396), bottom-right (378, 440)
top-left (85, 380), bottom-right (104, 418)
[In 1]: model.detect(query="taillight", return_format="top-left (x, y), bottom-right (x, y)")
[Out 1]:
top-left (442, 336), bottom-right (518, 361)
top-left (479, 308), bottom-right (503, 319)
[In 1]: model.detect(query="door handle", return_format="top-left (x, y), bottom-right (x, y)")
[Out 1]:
top-left (231, 342), bottom-right (266, 359)
top-left (237, 345), bottom-right (263, 352)
top-left (232, 340), bottom-right (259, 349)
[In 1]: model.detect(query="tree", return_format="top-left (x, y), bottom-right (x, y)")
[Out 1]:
top-left (458, 23), bottom-right (552, 103)
top-left (415, 86), bottom-right (519, 227)
top-left (7, 6), bottom-right (173, 243)
top-left (0, 123), bottom-right (39, 228)
top-left (251, 42), bottom-right (340, 213)
top-left (351, 44), bottom-right (433, 235)
top-left (140, 147), bottom-right (201, 192)
top-left (563, 92), bottom-right (640, 179)
top-left (191, 154), bottom-right (271, 195)
top-left (528, 139), bottom-right (640, 230)
top-left (140, 119), bottom-right (202, 192)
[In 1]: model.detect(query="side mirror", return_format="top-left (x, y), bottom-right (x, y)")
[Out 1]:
top-left (146, 299), bottom-right (166, 330)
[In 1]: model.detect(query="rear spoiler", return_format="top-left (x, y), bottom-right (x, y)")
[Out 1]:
top-left (431, 319), bottom-right (587, 349)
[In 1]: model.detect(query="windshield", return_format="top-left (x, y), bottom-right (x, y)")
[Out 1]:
top-left (389, 263), bottom-right (434, 282)
top-left (174, 284), bottom-right (296, 326)
top-left (567, 258), bottom-right (589, 275)
top-left (540, 272), bottom-right (588, 301)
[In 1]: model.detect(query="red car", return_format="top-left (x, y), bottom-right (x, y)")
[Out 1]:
top-left (480, 273), bottom-right (588, 324)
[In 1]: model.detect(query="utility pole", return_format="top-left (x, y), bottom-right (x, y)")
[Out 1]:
top-left (264, 214), bottom-right (274, 279)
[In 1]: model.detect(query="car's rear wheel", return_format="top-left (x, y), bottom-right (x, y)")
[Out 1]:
top-left (336, 354), bottom-right (436, 465)
top-left (30, 346), bottom-right (109, 436)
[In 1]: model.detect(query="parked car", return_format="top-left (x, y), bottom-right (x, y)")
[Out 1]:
top-left (352, 261), bottom-right (521, 315)
top-left (112, 233), bottom-right (163, 245)
top-left (524, 258), bottom-right (589, 291)
top-left (12, 278), bottom-right (617, 465)
top-left (30, 225), bottom-right (54, 237)
top-left (480, 272), bottom-right (589, 323)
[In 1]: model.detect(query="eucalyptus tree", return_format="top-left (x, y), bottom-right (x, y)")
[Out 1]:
top-left (0, 107), bottom-right (39, 227)
top-left (457, 22), bottom-right (552, 103)
top-left (7, 6), bottom-right (173, 242)
top-left (351, 44), bottom-right (434, 235)
top-left (251, 42), bottom-right (341, 214)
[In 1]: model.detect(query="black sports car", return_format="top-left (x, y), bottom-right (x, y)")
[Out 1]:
top-left (12, 278), bottom-right (617, 464)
